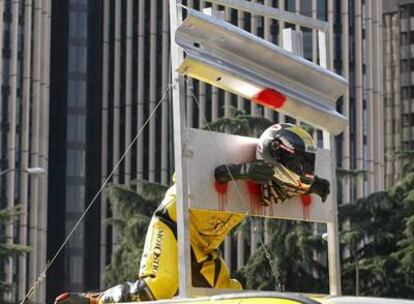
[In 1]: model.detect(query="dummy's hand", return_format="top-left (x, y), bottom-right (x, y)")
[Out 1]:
top-left (53, 292), bottom-right (101, 304)
top-left (98, 284), bottom-right (129, 303)
top-left (214, 160), bottom-right (274, 184)
top-left (309, 176), bottom-right (330, 202)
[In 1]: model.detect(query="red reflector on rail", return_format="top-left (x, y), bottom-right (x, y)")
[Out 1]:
top-left (252, 88), bottom-right (286, 109)
top-left (55, 292), bottom-right (70, 302)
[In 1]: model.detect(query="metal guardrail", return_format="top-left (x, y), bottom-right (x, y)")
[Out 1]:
top-left (176, 8), bottom-right (348, 134)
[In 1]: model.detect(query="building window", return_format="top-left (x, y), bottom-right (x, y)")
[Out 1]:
top-left (67, 255), bottom-right (84, 283)
top-left (68, 46), bottom-right (87, 73)
top-left (67, 80), bottom-right (87, 107)
top-left (66, 149), bottom-right (86, 178)
top-left (65, 184), bottom-right (85, 213)
top-left (69, 11), bottom-right (87, 39)
top-left (67, 115), bottom-right (86, 143)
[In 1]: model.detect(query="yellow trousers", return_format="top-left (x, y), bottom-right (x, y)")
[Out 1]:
top-left (96, 185), bottom-right (244, 302)
top-left (137, 185), bottom-right (244, 300)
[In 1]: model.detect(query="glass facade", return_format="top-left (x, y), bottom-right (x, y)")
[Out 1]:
top-left (64, 0), bottom-right (88, 291)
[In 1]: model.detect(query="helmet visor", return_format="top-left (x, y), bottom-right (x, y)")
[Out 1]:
top-left (270, 139), bottom-right (315, 177)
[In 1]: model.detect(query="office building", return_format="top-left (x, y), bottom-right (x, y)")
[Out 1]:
top-left (0, 0), bottom-right (52, 303)
top-left (383, 0), bottom-right (414, 187)
top-left (0, 0), bottom-right (389, 302)
top-left (46, 0), bottom-right (384, 299)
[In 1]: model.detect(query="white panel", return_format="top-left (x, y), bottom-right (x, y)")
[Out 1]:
top-left (185, 128), bottom-right (334, 223)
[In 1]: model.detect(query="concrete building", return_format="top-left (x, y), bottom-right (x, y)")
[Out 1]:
top-left (383, 0), bottom-right (414, 187)
top-left (0, 0), bottom-right (52, 303)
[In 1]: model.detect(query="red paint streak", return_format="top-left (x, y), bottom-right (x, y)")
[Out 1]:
top-left (246, 181), bottom-right (264, 215)
top-left (55, 293), bottom-right (70, 302)
top-left (215, 182), bottom-right (228, 211)
top-left (301, 194), bottom-right (312, 219)
top-left (252, 88), bottom-right (286, 109)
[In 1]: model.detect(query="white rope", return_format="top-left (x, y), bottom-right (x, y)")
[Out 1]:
top-left (20, 80), bottom-right (176, 304)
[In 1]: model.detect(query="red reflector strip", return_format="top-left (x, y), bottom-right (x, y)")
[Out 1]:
top-left (55, 292), bottom-right (70, 302)
top-left (252, 88), bottom-right (286, 109)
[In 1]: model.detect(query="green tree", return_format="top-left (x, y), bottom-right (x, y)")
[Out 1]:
top-left (0, 207), bottom-right (30, 301)
top-left (238, 220), bottom-right (328, 293)
top-left (103, 180), bottom-right (168, 287)
top-left (204, 109), bottom-right (273, 137)
top-left (339, 173), bottom-right (414, 298)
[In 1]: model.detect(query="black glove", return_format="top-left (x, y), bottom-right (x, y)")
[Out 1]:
top-left (214, 160), bottom-right (274, 184)
top-left (308, 176), bottom-right (330, 202)
top-left (98, 280), bottom-right (151, 302)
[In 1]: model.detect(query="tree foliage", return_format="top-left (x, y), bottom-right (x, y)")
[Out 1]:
top-left (103, 180), bottom-right (167, 287)
top-left (0, 207), bottom-right (30, 299)
top-left (339, 173), bottom-right (414, 297)
top-left (239, 220), bottom-right (328, 294)
top-left (204, 109), bottom-right (273, 137)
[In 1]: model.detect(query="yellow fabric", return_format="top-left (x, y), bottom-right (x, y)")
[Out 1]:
top-left (138, 185), bottom-right (244, 300)
top-left (139, 218), bottom-right (179, 299)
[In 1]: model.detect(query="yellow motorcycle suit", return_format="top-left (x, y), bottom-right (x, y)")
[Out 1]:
top-left (88, 184), bottom-right (245, 303)
top-left (54, 124), bottom-right (330, 304)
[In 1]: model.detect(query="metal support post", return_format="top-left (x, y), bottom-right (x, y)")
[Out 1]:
top-left (323, 132), bottom-right (342, 295)
top-left (306, 10), bottom-right (344, 290)
top-left (169, 0), bottom-right (192, 298)
top-left (282, 28), bottom-right (303, 57)
top-left (320, 37), bottom-right (342, 294)
top-left (284, 24), bottom-right (341, 296)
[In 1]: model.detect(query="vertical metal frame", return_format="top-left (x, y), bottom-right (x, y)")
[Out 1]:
top-left (208, 0), bottom-right (331, 68)
top-left (324, 131), bottom-right (342, 295)
top-left (318, 18), bottom-right (342, 296)
top-left (284, 26), bottom-right (341, 295)
top-left (169, 0), bottom-right (192, 298)
top-left (170, 0), bottom-right (344, 297)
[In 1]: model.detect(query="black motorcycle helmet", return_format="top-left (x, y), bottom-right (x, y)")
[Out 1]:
top-left (256, 123), bottom-right (316, 181)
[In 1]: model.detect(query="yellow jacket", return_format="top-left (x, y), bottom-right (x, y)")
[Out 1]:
top-left (157, 184), bottom-right (245, 263)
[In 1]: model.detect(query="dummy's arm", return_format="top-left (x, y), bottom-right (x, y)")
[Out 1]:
top-left (308, 176), bottom-right (330, 202)
top-left (214, 161), bottom-right (330, 202)
top-left (214, 160), bottom-right (274, 184)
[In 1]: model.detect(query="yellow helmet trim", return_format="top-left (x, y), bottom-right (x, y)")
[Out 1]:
top-left (285, 126), bottom-right (316, 153)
